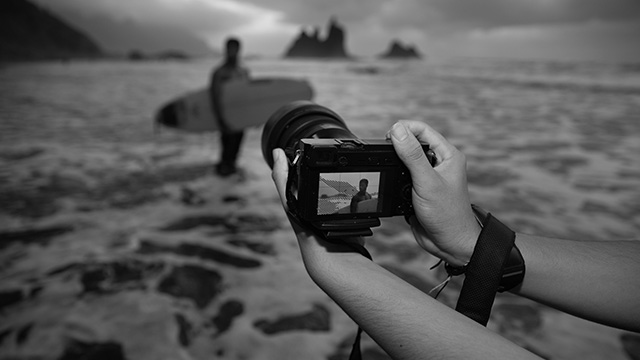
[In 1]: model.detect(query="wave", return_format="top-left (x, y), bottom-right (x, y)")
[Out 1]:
top-left (436, 73), bottom-right (640, 95)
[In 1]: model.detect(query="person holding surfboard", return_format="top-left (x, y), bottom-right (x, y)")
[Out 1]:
top-left (210, 37), bottom-right (250, 176)
top-left (350, 179), bottom-right (372, 213)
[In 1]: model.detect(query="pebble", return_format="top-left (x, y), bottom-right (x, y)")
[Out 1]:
top-left (157, 265), bottom-right (223, 309)
top-left (253, 303), bottom-right (331, 335)
top-left (137, 240), bottom-right (262, 268)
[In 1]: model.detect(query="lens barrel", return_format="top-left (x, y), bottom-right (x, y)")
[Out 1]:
top-left (261, 101), bottom-right (355, 168)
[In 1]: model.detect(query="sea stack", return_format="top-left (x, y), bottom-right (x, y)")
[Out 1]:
top-left (379, 40), bottom-right (421, 59)
top-left (284, 17), bottom-right (350, 59)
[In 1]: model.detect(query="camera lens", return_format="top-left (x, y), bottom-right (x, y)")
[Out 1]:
top-left (261, 101), bottom-right (356, 168)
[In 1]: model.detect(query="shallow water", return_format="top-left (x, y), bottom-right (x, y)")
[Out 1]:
top-left (1, 58), bottom-right (639, 359)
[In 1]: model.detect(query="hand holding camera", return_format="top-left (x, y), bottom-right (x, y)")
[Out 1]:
top-left (266, 101), bottom-right (640, 359)
top-left (263, 101), bottom-right (479, 266)
top-left (387, 121), bottom-right (480, 267)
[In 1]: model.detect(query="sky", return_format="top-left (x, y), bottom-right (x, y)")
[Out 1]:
top-left (36, 0), bottom-right (640, 62)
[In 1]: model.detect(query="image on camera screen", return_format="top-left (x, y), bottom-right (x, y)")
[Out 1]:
top-left (317, 172), bottom-right (380, 215)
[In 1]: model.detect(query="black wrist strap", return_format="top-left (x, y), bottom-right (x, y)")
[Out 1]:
top-left (498, 242), bottom-right (525, 293)
top-left (455, 213), bottom-right (516, 325)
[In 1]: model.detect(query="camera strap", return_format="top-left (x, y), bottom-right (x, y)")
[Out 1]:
top-left (453, 206), bottom-right (524, 326)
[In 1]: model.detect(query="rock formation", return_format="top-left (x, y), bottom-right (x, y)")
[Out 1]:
top-left (127, 49), bottom-right (191, 61)
top-left (379, 40), bottom-right (421, 59)
top-left (0, 0), bottom-right (102, 61)
top-left (284, 17), bottom-right (350, 58)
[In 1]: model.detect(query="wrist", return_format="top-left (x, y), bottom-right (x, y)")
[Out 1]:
top-left (442, 220), bottom-right (481, 267)
top-left (457, 205), bottom-right (526, 292)
top-left (443, 206), bottom-right (526, 291)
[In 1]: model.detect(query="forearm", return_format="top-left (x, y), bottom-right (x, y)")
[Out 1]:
top-left (295, 232), bottom-right (540, 359)
top-left (513, 233), bottom-right (640, 331)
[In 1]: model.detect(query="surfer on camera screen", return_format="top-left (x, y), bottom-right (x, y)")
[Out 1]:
top-left (210, 37), bottom-right (250, 176)
top-left (350, 179), bottom-right (372, 213)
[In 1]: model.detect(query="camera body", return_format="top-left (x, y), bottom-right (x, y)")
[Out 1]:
top-left (262, 100), bottom-right (437, 237)
top-left (295, 138), bottom-right (436, 224)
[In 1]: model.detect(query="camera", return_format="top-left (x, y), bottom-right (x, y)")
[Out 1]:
top-left (262, 101), bottom-right (436, 238)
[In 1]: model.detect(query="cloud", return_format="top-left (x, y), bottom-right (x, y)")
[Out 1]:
top-left (238, 0), bottom-right (387, 25)
top-left (237, 0), bottom-right (640, 58)
top-left (214, 0), bottom-right (640, 33)
top-left (33, 0), bottom-right (640, 61)
top-left (34, 0), bottom-right (292, 52)
top-left (429, 0), bottom-right (640, 28)
top-left (36, 0), bottom-right (257, 34)
top-left (433, 18), bottom-right (640, 61)
top-left (369, 0), bottom-right (640, 35)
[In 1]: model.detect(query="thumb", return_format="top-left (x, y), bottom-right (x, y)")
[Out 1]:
top-left (271, 148), bottom-right (289, 209)
top-left (389, 122), bottom-right (437, 192)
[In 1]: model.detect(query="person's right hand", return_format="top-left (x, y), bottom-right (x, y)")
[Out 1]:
top-left (387, 121), bottom-right (480, 267)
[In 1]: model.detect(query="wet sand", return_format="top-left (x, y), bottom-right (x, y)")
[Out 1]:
top-left (1, 59), bottom-right (640, 359)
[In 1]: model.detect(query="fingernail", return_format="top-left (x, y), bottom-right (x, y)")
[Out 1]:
top-left (391, 123), bottom-right (408, 141)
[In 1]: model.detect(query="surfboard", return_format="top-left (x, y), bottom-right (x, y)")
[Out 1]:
top-left (155, 77), bottom-right (313, 133)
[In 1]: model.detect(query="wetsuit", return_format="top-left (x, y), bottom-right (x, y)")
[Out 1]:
top-left (350, 191), bottom-right (372, 213)
top-left (210, 62), bottom-right (250, 175)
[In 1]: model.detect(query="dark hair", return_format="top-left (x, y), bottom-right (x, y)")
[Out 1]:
top-left (226, 37), bottom-right (241, 49)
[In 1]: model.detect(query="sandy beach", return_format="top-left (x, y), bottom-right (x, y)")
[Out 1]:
top-left (1, 58), bottom-right (639, 359)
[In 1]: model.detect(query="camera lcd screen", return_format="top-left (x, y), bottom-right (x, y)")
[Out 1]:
top-left (317, 172), bottom-right (381, 215)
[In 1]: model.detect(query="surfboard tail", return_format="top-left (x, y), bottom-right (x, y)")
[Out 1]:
top-left (156, 103), bottom-right (179, 129)
top-left (155, 78), bottom-right (314, 133)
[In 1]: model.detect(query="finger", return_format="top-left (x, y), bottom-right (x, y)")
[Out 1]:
top-left (271, 148), bottom-right (289, 208)
top-left (396, 120), bottom-right (458, 161)
top-left (389, 122), bottom-right (439, 192)
top-left (385, 119), bottom-right (415, 139)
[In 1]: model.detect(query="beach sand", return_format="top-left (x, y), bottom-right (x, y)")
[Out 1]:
top-left (1, 128), bottom-right (637, 360)
top-left (1, 59), bottom-right (639, 359)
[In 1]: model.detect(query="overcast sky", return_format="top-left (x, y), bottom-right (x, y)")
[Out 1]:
top-left (37, 0), bottom-right (640, 62)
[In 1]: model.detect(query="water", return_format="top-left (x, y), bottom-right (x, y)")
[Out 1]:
top-left (1, 58), bottom-right (639, 359)
top-left (2, 58), bottom-right (638, 236)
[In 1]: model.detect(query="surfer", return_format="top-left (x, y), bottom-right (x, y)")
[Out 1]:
top-left (350, 179), bottom-right (372, 213)
top-left (270, 121), bottom-right (640, 358)
top-left (210, 37), bottom-right (250, 176)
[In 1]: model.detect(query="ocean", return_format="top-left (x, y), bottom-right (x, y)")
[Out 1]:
top-left (1, 58), bottom-right (639, 359)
